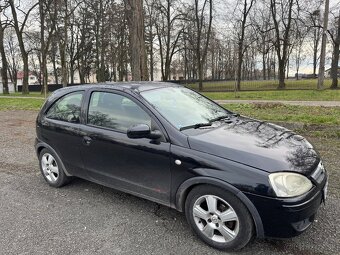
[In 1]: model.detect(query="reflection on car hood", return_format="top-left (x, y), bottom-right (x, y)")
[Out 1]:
top-left (188, 116), bottom-right (319, 175)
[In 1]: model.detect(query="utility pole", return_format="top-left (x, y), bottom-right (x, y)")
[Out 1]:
top-left (317, 0), bottom-right (330, 90)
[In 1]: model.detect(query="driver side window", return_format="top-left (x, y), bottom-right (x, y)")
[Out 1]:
top-left (87, 92), bottom-right (152, 133)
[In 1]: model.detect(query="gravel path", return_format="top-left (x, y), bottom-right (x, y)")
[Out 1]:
top-left (0, 110), bottom-right (339, 255)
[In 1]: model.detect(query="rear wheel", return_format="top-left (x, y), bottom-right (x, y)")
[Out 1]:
top-left (185, 185), bottom-right (254, 251)
top-left (39, 148), bottom-right (70, 188)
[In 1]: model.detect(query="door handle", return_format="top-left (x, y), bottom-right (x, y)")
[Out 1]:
top-left (83, 136), bottom-right (92, 146)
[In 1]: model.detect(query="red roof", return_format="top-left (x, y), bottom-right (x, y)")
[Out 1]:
top-left (16, 71), bottom-right (35, 79)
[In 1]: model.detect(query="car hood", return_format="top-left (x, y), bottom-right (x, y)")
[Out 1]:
top-left (187, 116), bottom-right (319, 175)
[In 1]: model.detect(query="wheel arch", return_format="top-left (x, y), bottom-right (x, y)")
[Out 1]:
top-left (175, 176), bottom-right (264, 238)
top-left (35, 141), bottom-right (72, 176)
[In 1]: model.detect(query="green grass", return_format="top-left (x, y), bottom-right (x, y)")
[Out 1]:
top-left (223, 103), bottom-right (340, 125)
top-left (1, 96), bottom-right (339, 129)
top-left (0, 92), bottom-right (47, 97)
top-left (204, 89), bottom-right (340, 101)
top-left (0, 98), bottom-right (44, 110)
top-left (186, 78), bottom-right (339, 91)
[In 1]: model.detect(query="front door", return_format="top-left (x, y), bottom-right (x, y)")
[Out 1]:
top-left (79, 90), bottom-right (171, 205)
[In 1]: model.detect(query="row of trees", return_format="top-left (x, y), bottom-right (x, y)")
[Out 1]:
top-left (0, 0), bottom-right (339, 94)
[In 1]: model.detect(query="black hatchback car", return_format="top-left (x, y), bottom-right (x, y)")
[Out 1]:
top-left (35, 82), bottom-right (327, 251)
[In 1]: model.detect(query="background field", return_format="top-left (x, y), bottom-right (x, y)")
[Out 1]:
top-left (185, 78), bottom-right (339, 92)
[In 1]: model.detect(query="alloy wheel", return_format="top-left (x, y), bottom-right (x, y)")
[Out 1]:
top-left (192, 195), bottom-right (239, 243)
top-left (41, 153), bottom-right (59, 183)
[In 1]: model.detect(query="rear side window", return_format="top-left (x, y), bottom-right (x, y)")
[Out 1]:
top-left (87, 92), bottom-right (151, 132)
top-left (46, 91), bottom-right (83, 123)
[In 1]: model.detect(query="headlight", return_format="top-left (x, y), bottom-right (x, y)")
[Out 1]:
top-left (269, 172), bottom-right (313, 197)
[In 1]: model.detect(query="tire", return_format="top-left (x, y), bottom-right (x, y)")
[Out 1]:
top-left (39, 148), bottom-right (70, 188)
top-left (185, 185), bottom-right (254, 251)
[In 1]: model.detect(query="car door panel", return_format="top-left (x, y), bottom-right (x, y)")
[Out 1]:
top-left (79, 90), bottom-right (171, 204)
top-left (41, 119), bottom-right (84, 176)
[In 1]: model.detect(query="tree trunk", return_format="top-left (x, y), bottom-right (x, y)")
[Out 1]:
top-left (22, 54), bottom-right (29, 94)
top-left (149, 24), bottom-right (154, 81)
top-left (198, 63), bottom-right (203, 91)
top-left (262, 52), bottom-right (266, 80)
top-left (40, 1), bottom-right (48, 96)
top-left (60, 45), bottom-right (68, 87)
top-left (78, 60), bottom-right (85, 84)
top-left (312, 28), bottom-right (320, 78)
top-left (125, 0), bottom-right (149, 81)
top-left (278, 60), bottom-right (285, 89)
top-left (330, 10), bottom-right (340, 89)
top-left (0, 18), bottom-right (9, 94)
top-left (317, 0), bottom-right (330, 90)
top-left (60, 0), bottom-right (68, 87)
top-left (236, 46), bottom-right (243, 91)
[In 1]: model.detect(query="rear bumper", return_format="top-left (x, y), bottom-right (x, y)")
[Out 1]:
top-left (245, 175), bottom-right (327, 238)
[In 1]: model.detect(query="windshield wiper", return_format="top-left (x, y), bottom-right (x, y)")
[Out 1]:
top-left (209, 115), bottom-right (230, 122)
top-left (179, 122), bottom-right (212, 131)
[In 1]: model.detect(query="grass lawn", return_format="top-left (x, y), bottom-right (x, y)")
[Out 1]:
top-left (223, 103), bottom-right (340, 125)
top-left (204, 89), bottom-right (340, 101)
top-left (1, 96), bottom-right (339, 123)
top-left (223, 103), bottom-right (340, 139)
top-left (0, 92), bottom-right (46, 98)
top-left (0, 98), bottom-right (44, 110)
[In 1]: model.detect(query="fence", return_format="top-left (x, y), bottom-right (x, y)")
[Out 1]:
top-left (17, 83), bottom-right (82, 93)
top-left (173, 78), bottom-right (334, 92)
top-left (16, 78), bottom-right (335, 93)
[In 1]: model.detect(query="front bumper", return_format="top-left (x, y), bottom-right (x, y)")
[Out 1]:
top-left (245, 174), bottom-right (327, 238)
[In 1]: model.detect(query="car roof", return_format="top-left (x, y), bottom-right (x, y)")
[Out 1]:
top-left (56, 81), bottom-right (182, 94)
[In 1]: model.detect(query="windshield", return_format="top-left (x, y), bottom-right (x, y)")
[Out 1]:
top-left (141, 87), bottom-right (230, 130)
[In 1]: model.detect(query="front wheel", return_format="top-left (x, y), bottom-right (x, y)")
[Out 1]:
top-left (185, 185), bottom-right (254, 251)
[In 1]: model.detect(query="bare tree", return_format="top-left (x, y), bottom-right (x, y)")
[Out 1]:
top-left (153, 0), bottom-right (184, 80)
top-left (8, 0), bottom-right (38, 94)
top-left (193, 0), bottom-right (213, 91)
top-left (270, 0), bottom-right (297, 89)
top-left (307, 8), bottom-right (322, 78)
top-left (235, 0), bottom-right (255, 91)
top-left (39, 0), bottom-right (58, 96)
top-left (5, 28), bottom-right (20, 91)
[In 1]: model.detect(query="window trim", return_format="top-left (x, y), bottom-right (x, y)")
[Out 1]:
top-left (45, 90), bottom-right (85, 123)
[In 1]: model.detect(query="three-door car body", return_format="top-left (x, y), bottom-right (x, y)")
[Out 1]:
top-left (35, 82), bottom-right (327, 249)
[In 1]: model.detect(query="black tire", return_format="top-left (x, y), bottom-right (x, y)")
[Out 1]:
top-left (185, 185), bottom-right (254, 251)
top-left (39, 148), bottom-right (71, 188)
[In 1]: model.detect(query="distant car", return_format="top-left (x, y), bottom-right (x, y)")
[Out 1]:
top-left (35, 82), bottom-right (327, 251)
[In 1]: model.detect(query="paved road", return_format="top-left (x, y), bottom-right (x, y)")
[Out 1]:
top-left (0, 110), bottom-right (339, 255)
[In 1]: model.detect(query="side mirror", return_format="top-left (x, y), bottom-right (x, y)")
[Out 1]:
top-left (127, 124), bottom-right (162, 140)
